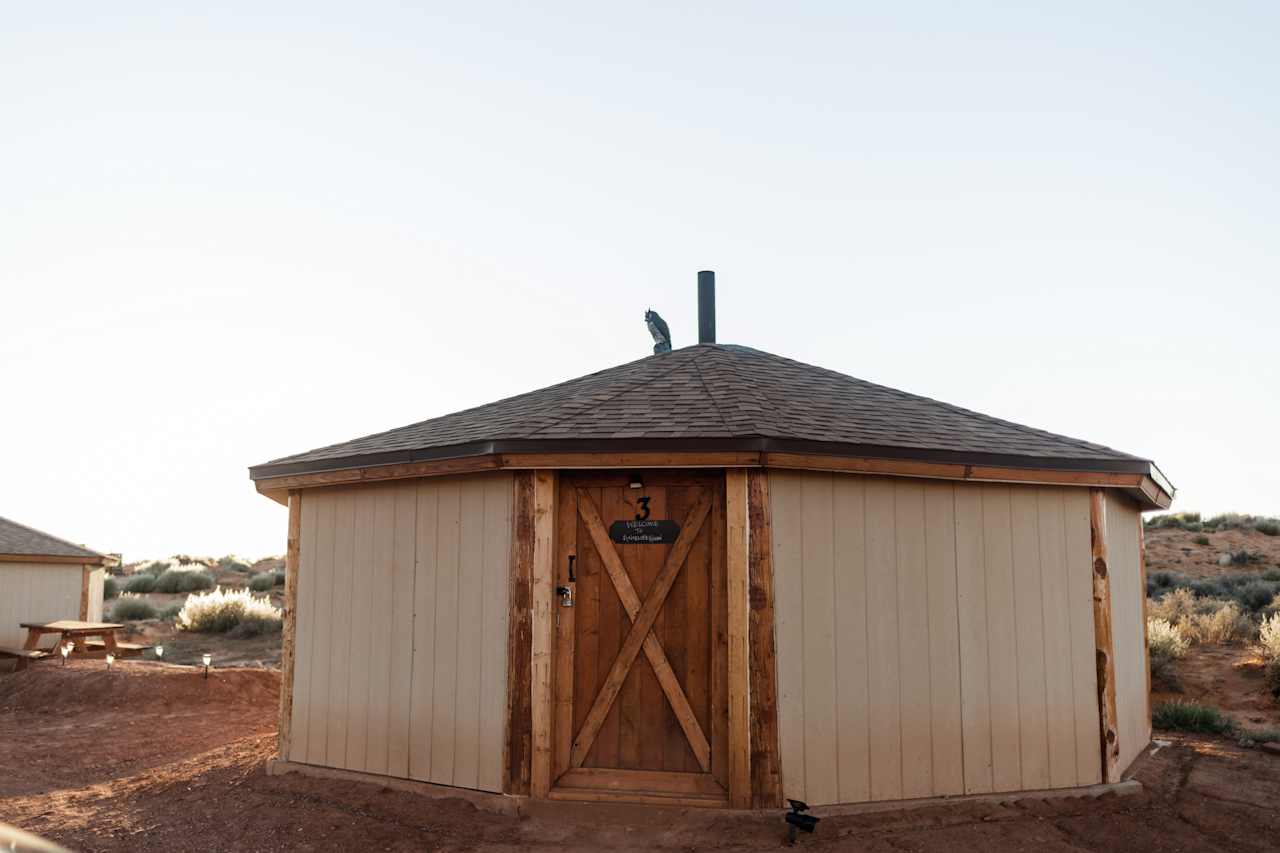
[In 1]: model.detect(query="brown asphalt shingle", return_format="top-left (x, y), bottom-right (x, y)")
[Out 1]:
top-left (254, 344), bottom-right (1148, 477)
top-left (0, 516), bottom-right (105, 559)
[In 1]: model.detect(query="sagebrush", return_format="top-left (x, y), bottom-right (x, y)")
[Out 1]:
top-left (176, 587), bottom-right (282, 634)
top-left (154, 568), bottom-right (216, 594)
top-left (111, 593), bottom-right (158, 621)
top-left (1147, 618), bottom-right (1189, 681)
top-left (1152, 701), bottom-right (1234, 735)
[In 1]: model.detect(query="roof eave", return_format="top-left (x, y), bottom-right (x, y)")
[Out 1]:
top-left (249, 437), bottom-right (1173, 510)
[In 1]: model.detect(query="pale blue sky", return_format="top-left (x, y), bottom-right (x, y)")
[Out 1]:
top-left (3, 3), bottom-right (1277, 559)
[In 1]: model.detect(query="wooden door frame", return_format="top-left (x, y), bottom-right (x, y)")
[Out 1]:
top-left (515, 467), bottom-right (771, 810)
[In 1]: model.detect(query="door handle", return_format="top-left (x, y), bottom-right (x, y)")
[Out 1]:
top-left (567, 555), bottom-right (576, 582)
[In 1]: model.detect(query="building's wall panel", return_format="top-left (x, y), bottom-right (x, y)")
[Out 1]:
top-left (87, 569), bottom-right (105, 622)
top-left (0, 563), bottom-right (85, 647)
top-left (1107, 494), bottom-right (1150, 775)
top-left (771, 471), bottom-right (1103, 806)
top-left (288, 473), bottom-right (513, 793)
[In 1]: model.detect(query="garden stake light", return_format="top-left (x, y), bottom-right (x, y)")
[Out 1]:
top-left (202, 653), bottom-right (212, 679)
top-left (105, 653), bottom-right (115, 671)
top-left (154, 645), bottom-right (164, 660)
top-left (60, 643), bottom-right (71, 665)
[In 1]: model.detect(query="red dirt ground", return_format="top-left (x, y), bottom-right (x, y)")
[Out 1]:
top-left (4, 662), bottom-right (1280, 852)
top-left (1143, 525), bottom-right (1280, 579)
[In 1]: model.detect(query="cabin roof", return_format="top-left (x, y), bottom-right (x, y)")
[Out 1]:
top-left (0, 515), bottom-right (107, 560)
top-left (250, 344), bottom-right (1170, 492)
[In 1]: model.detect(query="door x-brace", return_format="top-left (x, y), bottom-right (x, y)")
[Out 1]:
top-left (570, 490), bottom-right (714, 771)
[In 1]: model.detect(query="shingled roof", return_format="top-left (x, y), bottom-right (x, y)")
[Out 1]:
top-left (250, 344), bottom-right (1168, 489)
top-left (0, 515), bottom-right (107, 561)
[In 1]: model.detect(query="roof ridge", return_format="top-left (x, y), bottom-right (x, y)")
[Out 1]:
top-left (688, 348), bottom-right (736, 435)
top-left (523, 347), bottom-right (707, 439)
top-left (0, 515), bottom-right (104, 557)
top-left (725, 345), bottom-right (1139, 460)
top-left (695, 345), bottom-right (783, 435)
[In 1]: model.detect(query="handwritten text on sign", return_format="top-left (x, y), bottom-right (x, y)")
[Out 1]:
top-left (608, 519), bottom-right (681, 545)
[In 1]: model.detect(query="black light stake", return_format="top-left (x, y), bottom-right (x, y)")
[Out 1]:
top-left (785, 799), bottom-right (819, 845)
top-left (202, 653), bottom-right (212, 679)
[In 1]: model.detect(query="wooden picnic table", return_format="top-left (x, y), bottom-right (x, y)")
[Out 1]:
top-left (20, 620), bottom-right (126, 655)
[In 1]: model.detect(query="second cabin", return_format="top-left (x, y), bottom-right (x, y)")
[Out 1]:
top-left (250, 272), bottom-right (1172, 810)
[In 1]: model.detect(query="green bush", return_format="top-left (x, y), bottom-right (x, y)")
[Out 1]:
top-left (103, 577), bottom-right (119, 600)
top-left (1257, 519), bottom-right (1280, 536)
top-left (217, 555), bottom-right (253, 573)
top-left (158, 603), bottom-right (183, 621)
top-left (176, 587), bottom-right (282, 634)
top-left (1236, 581), bottom-right (1277, 612)
top-left (111, 594), bottom-right (158, 621)
top-left (1263, 568), bottom-right (1280, 582)
top-left (248, 572), bottom-right (276, 592)
top-left (1193, 534), bottom-right (1211, 546)
top-left (142, 560), bottom-right (170, 576)
top-left (1152, 701), bottom-right (1235, 735)
top-left (124, 573), bottom-right (158, 593)
top-left (1146, 512), bottom-right (1202, 531)
top-left (154, 568), bottom-right (216, 594)
top-left (274, 569), bottom-right (286, 586)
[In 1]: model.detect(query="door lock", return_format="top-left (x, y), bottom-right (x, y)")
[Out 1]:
top-left (556, 585), bottom-right (575, 607)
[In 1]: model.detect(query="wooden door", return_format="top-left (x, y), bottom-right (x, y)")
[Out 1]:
top-left (550, 471), bottom-right (729, 806)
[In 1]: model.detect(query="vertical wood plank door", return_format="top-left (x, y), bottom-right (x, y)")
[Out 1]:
top-left (550, 471), bottom-right (729, 807)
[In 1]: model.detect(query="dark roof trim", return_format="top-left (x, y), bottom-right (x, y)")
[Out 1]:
top-left (250, 436), bottom-right (1166, 483)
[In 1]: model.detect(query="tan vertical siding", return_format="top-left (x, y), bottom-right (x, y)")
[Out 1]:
top-left (87, 569), bottom-right (105, 622)
top-left (771, 471), bottom-right (1103, 806)
top-left (0, 563), bottom-right (86, 647)
top-left (1106, 495), bottom-right (1150, 774)
top-left (288, 473), bottom-right (513, 793)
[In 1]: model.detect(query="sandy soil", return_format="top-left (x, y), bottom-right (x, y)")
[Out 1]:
top-left (1153, 643), bottom-right (1280, 733)
top-left (4, 663), bottom-right (1280, 852)
top-left (1144, 525), bottom-right (1280, 579)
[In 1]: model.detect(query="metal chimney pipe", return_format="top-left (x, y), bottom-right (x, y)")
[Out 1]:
top-left (697, 270), bottom-right (716, 344)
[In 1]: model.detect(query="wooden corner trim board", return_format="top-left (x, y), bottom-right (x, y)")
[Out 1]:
top-left (505, 472), bottom-right (536, 795)
top-left (252, 452), bottom-right (1171, 510)
top-left (745, 470), bottom-right (783, 809)
top-left (79, 566), bottom-right (91, 621)
top-left (1137, 518), bottom-right (1152, 737)
top-left (1090, 488), bottom-right (1121, 783)
top-left (529, 470), bottom-right (558, 798)
top-left (277, 490), bottom-right (302, 760)
top-left (725, 469), bottom-right (752, 810)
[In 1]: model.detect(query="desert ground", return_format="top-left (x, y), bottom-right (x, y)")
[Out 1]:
top-left (4, 522), bottom-right (1280, 852)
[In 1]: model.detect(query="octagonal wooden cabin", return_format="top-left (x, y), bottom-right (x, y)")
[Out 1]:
top-left (250, 308), bottom-right (1171, 811)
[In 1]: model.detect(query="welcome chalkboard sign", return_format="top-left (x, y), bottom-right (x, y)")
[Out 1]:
top-left (608, 519), bottom-right (680, 545)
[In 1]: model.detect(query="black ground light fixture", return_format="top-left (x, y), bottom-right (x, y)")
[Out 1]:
top-left (785, 799), bottom-right (819, 845)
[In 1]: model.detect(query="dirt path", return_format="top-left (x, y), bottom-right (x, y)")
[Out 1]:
top-left (4, 664), bottom-right (1280, 852)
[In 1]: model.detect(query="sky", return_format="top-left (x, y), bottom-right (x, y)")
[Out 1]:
top-left (2, 2), bottom-right (1277, 561)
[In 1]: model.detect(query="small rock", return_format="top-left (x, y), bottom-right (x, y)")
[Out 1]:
top-left (1262, 742), bottom-right (1280, 757)
top-left (1218, 553), bottom-right (1233, 566)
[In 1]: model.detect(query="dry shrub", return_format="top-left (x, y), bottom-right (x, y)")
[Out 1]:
top-left (1149, 588), bottom-right (1198, 626)
top-left (1260, 613), bottom-right (1280, 661)
top-left (1147, 618), bottom-right (1189, 681)
top-left (1186, 601), bottom-right (1253, 645)
top-left (176, 587), bottom-right (282, 634)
